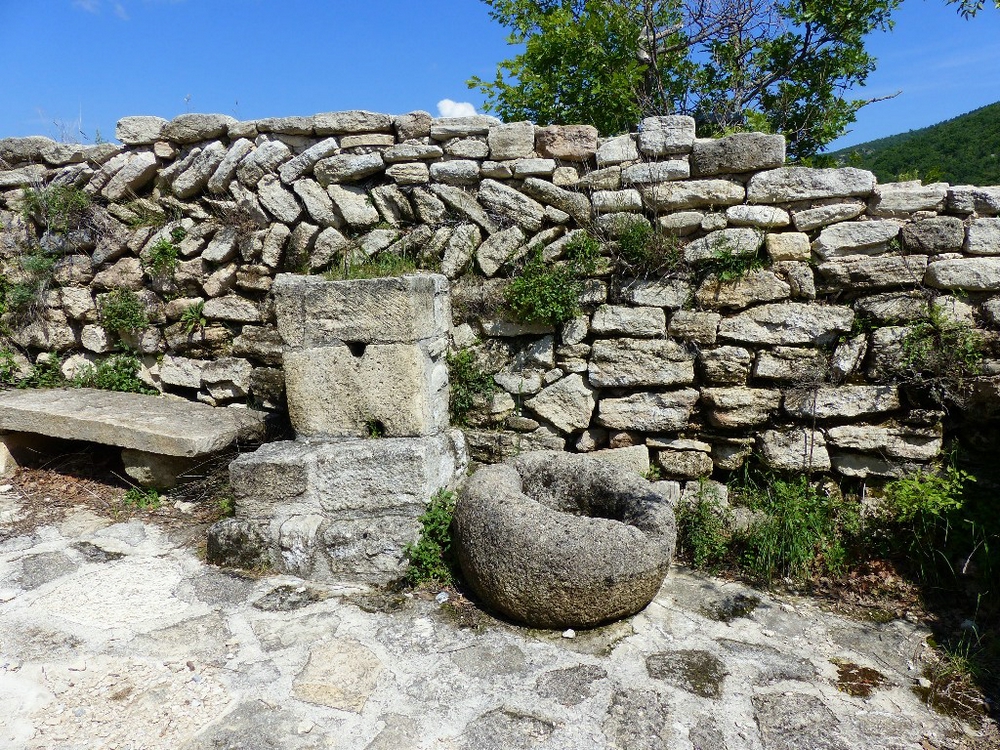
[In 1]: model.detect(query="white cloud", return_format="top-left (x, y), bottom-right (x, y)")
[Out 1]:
top-left (114, 2), bottom-right (129, 18)
top-left (73, 0), bottom-right (100, 11)
top-left (437, 99), bottom-right (477, 118)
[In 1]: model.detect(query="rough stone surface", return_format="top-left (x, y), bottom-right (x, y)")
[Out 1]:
top-left (597, 390), bottom-right (700, 432)
top-left (0, 388), bottom-right (264, 456)
top-left (718, 303), bottom-right (853, 346)
top-left (784, 385), bottom-right (901, 420)
top-left (812, 220), bottom-right (900, 259)
top-left (524, 374), bottom-right (596, 434)
top-left (453, 451), bottom-right (676, 628)
top-left (925, 257), bottom-right (1000, 291)
top-left (692, 133), bottom-right (785, 176)
top-left (760, 428), bottom-right (831, 472)
top-left (588, 339), bottom-right (694, 388)
top-left (748, 167), bottom-right (876, 203)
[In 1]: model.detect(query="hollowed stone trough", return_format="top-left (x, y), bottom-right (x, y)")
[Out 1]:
top-left (453, 450), bottom-right (677, 629)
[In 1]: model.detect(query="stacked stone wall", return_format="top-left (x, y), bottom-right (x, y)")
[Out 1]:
top-left (2, 109), bottom-right (999, 480)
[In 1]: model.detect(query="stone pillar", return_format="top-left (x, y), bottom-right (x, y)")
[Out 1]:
top-left (212, 272), bottom-right (467, 585)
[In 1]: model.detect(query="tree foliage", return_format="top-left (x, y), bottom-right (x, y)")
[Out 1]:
top-left (469, 0), bottom-right (903, 159)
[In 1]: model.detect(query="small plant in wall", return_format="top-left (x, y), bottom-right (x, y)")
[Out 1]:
top-left (72, 353), bottom-right (156, 395)
top-left (447, 348), bottom-right (498, 427)
top-left (699, 234), bottom-right (767, 283)
top-left (611, 217), bottom-right (682, 278)
top-left (21, 184), bottom-right (92, 235)
top-left (144, 237), bottom-right (180, 278)
top-left (504, 241), bottom-right (597, 326)
top-left (405, 489), bottom-right (458, 586)
top-left (99, 289), bottom-right (149, 338)
top-left (902, 302), bottom-right (985, 392)
top-left (180, 300), bottom-right (207, 334)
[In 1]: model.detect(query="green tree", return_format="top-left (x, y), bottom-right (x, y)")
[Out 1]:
top-left (469, 0), bottom-right (903, 159)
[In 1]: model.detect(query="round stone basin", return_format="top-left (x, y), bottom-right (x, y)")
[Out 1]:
top-left (453, 450), bottom-right (677, 629)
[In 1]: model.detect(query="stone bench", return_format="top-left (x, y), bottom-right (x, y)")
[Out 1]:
top-left (0, 387), bottom-right (267, 487)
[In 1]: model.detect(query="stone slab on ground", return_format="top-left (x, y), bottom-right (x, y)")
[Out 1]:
top-left (0, 484), bottom-right (986, 750)
top-left (0, 388), bottom-right (266, 457)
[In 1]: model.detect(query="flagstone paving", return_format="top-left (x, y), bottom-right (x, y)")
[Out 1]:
top-left (0, 484), bottom-right (989, 749)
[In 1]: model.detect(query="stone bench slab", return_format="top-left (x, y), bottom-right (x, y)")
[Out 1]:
top-left (0, 388), bottom-right (266, 457)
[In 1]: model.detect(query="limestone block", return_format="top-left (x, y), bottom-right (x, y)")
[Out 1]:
top-left (441, 224), bottom-right (481, 279)
top-left (0, 387), bottom-right (264, 456)
top-left (588, 339), bottom-right (694, 388)
top-left (641, 179), bottom-right (745, 211)
top-left (901, 217), bottom-right (964, 254)
top-left (162, 113), bottom-right (237, 143)
top-left (116, 116), bottom-right (167, 145)
top-left (172, 141), bottom-right (226, 199)
top-left (534, 124), bottom-right (599, 162)
top-left (726, 205), bottom-right (790, 228)
top-left (760, 429), bottom-right (830, 472)
top-left (476, 226), bottom-right (525, 277)
top-left (325, 184), bottom-right (379, 228)
top-left (825, 424), bottom-right (942, 461)
top-left (596, 135), bottom-right (639, 166)
top-left (257, 175), bottom-right (302, 224)
top-left (830, 335), bottom-right (868, 381)
top-left (160, 355), bottom-right (210, 389)
top-left (384, 144), bottom-right (444, 166)
top-left (696, 270), bottom-right (791, 310)
top-left (747, 167), bottom-right (875, 203)
top-left (430, 115), bottom-right (501, 140)
top-left (227, 431), bottom-right (467, 583)
top-left (103, 151), bottom-right (158, 202)
top-left (596, 390), bottom-right (700, 432)
top-left (429, 160), bottom-right (480, 186)
top-left (293, 178), bottom-right (340, 227)
top-left (692, 133), bottom-right (785, 176)
top-left (925, 257), bottom-right (1000, 291)
top-left (577, 166), bottom-right (622, 191)
top-left (701, 387), bottom-right (782, 428)
top-left (284, 340), bottom-right (447, 438)
top-left (593, 189), bottom-right (643, 214)
top-left (830, 453), bottom-right (908, 479)
top-left (121, 450), bottom-right (197, 489)
top-left (667, 311), bottom-right (721, 344)
top-left (948, 185), bottom-right (1000, 215)
top-left (812, 220), bottom-right (900, 259)
top-left (869, 181), bottom-right (947, 217)
top-left (478, 179), bottom-right (545, 231)
top-left (203, 295), bottom-right (262, 323)
top-left (792, 202), bottom-right (865, 232)
top-left (637, 116), bottom-right (696, 155)
top-left (370, 185), bottom-right (414, 226)
top-left (237, 140), bottom-right (292, 186)
top-left (312, 110), bottom-right (393, 135)
top-left (656, 449), bottom-right (714, 479)
top-left (513, 158), bottom-right (556, 177)
top-left (524, 373), bottom-right (596, 434)
top-left (430, 184), bottom-right (498, 233)
top-left (784, 385), bottom-right (900, 420)
top-left (698, 346), bottom-right (752, 385)
top-left (591, 445), bottom-right (650, 476)
top-left (619, 278), bottom-right (692, 308)
top-left (591, 305), bottom-right (666, 337)
top-left (519, 178), bottom-right (592, 225)
top-left (683, 228), bottom-right (763, 265)
top-left (386, 162), bottom-right (430, 185)
top-left (277, 137), bottom-right (339, 183)
top-left (718, 302), bottom-right (853, 346)
top-left (622, 161), bottom-right (689, 185)
top-left (817, 255), bottom-right (927, 290)
top-left (854, 291), bottom-right (928, 323)
top-left (965, 218), bottom-right (1000, 256)
top-left (753, 347), bottom-right (828, 382)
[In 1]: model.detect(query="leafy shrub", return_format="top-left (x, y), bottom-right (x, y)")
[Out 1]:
top-left (563, 232), bottom-right (602, 274)
top-left (700, 242), bottom-right (766, 283)
top-left (504, 248), bottom-right (583, 325)
top-left (99, 289), bottom-right (148, 336)
top-left (72, 354), bottom-right (156, 394)
top-left (0, 349), bottom-right (20, 386)
top-left (22, 184), bottom-right (91, 235)
top-left (447, 349), bottom-right (497, 426)
top-left (405, 489), bottom-right (458, 585)
top-left (145, 238), bottom-right (179, 277)
top-left (18, 356), bottom-right (64, 389)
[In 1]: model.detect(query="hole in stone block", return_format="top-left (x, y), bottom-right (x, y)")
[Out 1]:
top-left (346, 341), bottom-right (367, 358)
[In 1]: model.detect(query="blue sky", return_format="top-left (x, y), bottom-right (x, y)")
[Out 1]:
top-left (0, 1), bottom-right (997, 151)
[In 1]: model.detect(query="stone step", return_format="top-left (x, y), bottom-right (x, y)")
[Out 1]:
top-left (0, 387), bottom-right (266, 457)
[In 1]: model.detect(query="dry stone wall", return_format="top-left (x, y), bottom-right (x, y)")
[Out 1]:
top-left (2, 109), bottom-right (999, 481)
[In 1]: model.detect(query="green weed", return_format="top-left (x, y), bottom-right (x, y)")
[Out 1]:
top-left (99, 289), bottom-right (148, 336)
top-left (0, 349), bottom-right (20, 386)
top-left (504, 248), bottom-right (583, 325)
top-left (700, 242), bottom-right (767, 283)
top-left (72, 353), bottom-right (156, 394)
top-left (447, 349), bottom-right (497, 426)
top-left (902, 302), bottom-right (985, 385)
top-left (326, 251), bottom-right (417, 280)
top-left (21, 184), bottom-right (91, 235)
top-left (18, 356), bottom-right (64, 389)
top-left (179, 301), bottom-right (206, 334)
top-left (613, 219), bottom-right (682, 277)
top-left (145, 237), bottom-right (179, 277)
top-left (405, 489), bottom-right (458, 585)
top-left (122, 487), bottom-right (161, 510)
top-left (676, 482), bottom-right (731, 571)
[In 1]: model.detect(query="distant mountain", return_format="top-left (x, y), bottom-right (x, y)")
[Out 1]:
top-left (826, 102), bottom-right (1000, 186)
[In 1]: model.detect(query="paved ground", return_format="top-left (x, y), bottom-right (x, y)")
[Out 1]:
top-left (0, 482), bottom-right (990, 750)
